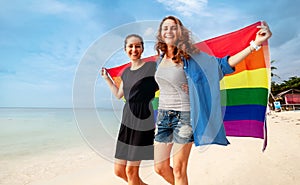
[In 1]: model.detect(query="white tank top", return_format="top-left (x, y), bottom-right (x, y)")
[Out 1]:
top-left (155, 63), bottom-right (190, 111)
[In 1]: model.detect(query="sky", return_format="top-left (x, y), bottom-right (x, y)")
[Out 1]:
top-left (1, 0), bottom-right (299, 108)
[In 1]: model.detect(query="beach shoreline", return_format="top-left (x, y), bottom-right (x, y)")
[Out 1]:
top-left (2, 110), bottom-right (300, 185)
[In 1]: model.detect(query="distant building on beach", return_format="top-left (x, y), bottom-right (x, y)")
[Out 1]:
top-left (274, 89), bottom-right (300, 111)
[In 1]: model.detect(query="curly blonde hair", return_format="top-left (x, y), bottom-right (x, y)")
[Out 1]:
top-left (155, 16), bottom-right (199, 64)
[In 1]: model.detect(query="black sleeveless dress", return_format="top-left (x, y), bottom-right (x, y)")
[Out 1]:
top-left (115, 62), bottom-right (158, 161)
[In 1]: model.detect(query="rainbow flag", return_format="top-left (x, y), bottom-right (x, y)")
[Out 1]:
top-left (105, 21), bottom-right (270, 149)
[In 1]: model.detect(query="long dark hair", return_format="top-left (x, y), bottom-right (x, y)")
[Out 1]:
top-left (155, 16), bottom-right (199, 64)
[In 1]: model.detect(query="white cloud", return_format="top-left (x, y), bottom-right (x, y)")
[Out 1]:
top-left (157, 0), bottom-right (208, 17)
top-left (31, 0), bottom-right (70, 14)
top-left (29, 0), bottom-right (97, 21)
top-left (144, 27), bottom-right (155, 37)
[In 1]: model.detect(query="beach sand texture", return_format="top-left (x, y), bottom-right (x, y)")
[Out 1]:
top-left (2, 111), bottom-right (300, 185)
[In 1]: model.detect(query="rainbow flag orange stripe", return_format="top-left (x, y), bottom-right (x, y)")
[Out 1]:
top-left (105, 21), bottom-right (270, 149)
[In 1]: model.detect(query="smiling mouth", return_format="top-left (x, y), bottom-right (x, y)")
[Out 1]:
top-left (165, 35), bottom-right (174, 38)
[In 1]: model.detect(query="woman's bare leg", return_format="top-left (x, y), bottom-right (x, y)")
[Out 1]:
top-left (154, 142), bottom-right (174, 184)
top-left (127, 161), bottom-right (147, 185)
top-left (114, 159), bottom-right (128, 182)
top-left (172, 142), bottom-right (193, 185)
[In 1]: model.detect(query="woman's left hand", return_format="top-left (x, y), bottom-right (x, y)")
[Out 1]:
top-left (181, 83), bottom-right (189, 94)
top-left (254, 21), bottom-right (272, 46)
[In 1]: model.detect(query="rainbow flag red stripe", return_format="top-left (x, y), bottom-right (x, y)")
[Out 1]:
top-left (105, 21), bottom-right (270, 148)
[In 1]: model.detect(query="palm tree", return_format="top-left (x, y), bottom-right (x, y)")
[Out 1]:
top-left (271, 60), bottom-right (280, 79)
top-left (269, 60), bottom-right (281, 110)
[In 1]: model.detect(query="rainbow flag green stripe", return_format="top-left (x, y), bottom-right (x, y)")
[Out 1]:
top-left (221, 88), bottom-right (268, 106)
top-left (151, 97), bottom-right (159, 110)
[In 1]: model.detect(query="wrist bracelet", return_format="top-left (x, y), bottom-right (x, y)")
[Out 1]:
top-left (250, 40), bottom-right (261, 51)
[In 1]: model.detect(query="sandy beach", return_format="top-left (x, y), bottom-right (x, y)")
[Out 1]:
top-left (2, 110), bottom-right (300, 185)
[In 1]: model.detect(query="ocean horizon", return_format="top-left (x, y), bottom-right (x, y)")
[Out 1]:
top-left (0, 107), bottom-right (122, 159)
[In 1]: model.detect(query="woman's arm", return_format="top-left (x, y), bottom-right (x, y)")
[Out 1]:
top-left (228, 21), bottom-right (272, 67)
top-left (101, 68), bottom-right (124, 99)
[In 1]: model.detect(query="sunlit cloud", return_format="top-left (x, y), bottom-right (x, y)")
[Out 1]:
top-left (156, 0), bottom-right (208, 16)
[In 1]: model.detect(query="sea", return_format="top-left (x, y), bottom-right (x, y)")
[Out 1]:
top-left (0, 107), bottom-right (123, 185)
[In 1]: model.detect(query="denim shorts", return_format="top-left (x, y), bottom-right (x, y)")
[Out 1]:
top-left (155, 109), bottom-right (194, 144)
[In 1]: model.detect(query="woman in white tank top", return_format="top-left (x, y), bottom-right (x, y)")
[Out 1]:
top-left (153, 15), bottom-right (272, 185)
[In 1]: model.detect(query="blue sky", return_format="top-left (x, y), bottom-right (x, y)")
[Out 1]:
top-left (1, 0), bottom-right (299, 108)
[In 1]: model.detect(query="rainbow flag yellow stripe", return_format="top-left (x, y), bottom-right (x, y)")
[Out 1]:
top-left (220, 68), bottom-right (270, 90)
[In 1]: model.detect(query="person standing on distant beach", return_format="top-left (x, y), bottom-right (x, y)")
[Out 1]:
top-left (101, 34), bottom-right (158, 185)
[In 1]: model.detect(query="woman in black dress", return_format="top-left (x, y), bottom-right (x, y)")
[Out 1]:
top-left (102, 34), bottom-right (158, 185)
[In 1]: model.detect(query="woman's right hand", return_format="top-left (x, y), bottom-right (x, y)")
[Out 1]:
top-left (101, 68), bottom-right (109, 79)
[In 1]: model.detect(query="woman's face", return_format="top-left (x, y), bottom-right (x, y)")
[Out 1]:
top-left (160, 19), bottom-right (179, 46)
top-left (125, 36), bottom-right (143, 61)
